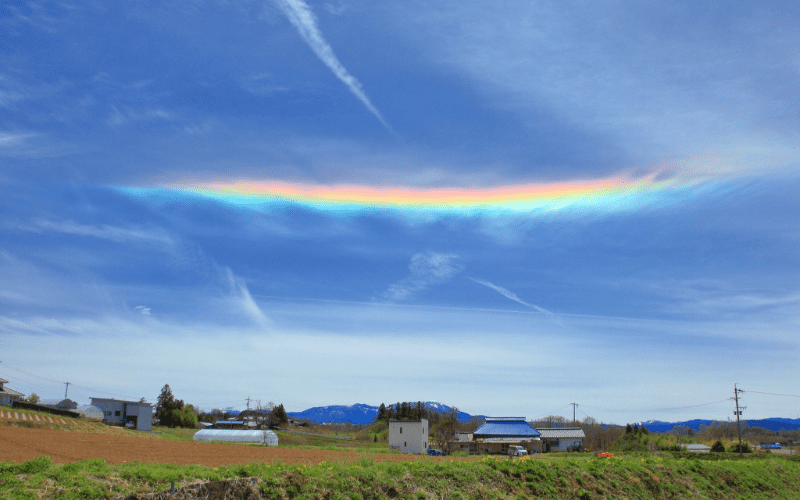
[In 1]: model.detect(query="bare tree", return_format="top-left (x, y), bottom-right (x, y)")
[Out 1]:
top-left (254, 401), bottom-right (276, 429)
top-left (433, 406), bottom-right (461, 453)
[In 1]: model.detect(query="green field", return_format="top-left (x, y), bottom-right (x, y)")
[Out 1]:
top-left (2, 451), bottom-right (800, 499)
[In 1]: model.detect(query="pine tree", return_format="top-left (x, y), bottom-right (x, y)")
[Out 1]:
top-left (377, 403), bottom-right (387, 421)
top-left (625, 423), bottom-right (632, 434)
top-left (156, 384), bottom-right (177, 426)
top-left (274, 403), bottom-right (289, 424)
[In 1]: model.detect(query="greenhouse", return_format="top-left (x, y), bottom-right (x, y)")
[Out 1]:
top-left (193, 429), bottom-right (279, 446)
top-left (76, 405), bottom-right (104, 421)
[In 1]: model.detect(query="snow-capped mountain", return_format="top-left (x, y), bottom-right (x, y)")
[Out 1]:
top-left (640, 417), bottom-right (800, 433)
top-left (286, 402), bottom-right (477, 424)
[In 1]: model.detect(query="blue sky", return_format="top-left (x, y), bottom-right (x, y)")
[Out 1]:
top-left (1, 0), bottom-right (798, 423)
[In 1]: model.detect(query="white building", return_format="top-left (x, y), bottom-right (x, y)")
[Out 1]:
top-left (389, 418), bottom-right (429, 454)
top-left (0, 378), bottom-right (24, 405)
top-left (536, 428), bottom-right (585, 452)
top-left (90, 397), bottom-right (153, 431)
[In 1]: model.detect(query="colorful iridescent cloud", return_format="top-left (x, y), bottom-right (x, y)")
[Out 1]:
top-left (125, 173), bottom-right (708, 216)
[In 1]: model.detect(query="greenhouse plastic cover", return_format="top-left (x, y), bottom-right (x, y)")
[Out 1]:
top-left (77, 405), bottom-right (104, 421)
top-left (193, 429), bottom-right (278, 446)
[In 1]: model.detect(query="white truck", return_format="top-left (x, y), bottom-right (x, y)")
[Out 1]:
top-left (508, 445), bottom-right (528, 457)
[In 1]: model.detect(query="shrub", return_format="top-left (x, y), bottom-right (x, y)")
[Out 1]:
top-left (710, 441), bottom-right (726, 453)
top-left (729, 443), bottom-right (752, 454)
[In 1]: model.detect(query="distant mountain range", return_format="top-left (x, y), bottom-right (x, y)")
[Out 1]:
top-left (285, 402), bottom-right (800, 432)
top-left (640, 417), bottom-right (800, 433)
top-left (287, 402), bottom-right (476, 425)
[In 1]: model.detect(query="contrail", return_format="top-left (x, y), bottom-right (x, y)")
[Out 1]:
top-left (274, 0), bottom-right (394, 133)
top-left (468, 277), bottom-right (564, 326)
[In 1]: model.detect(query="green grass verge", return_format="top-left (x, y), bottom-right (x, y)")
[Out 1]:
top-left (2, 452), bottom-right (799, 499)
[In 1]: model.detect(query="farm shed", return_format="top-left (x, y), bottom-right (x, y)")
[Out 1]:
top-left (193, 429), bottom-right (279, 446)
top-left (536, 428), bottom-right (586, 452)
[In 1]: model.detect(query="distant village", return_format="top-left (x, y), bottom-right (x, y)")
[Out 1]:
top-left (3, 376), bottom-right (797, 456)
top-left (0, 376), bottom-right (583, 455)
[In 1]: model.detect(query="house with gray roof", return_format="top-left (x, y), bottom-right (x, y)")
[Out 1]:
top-left (536, 427), bottom-right (586, 452)
top-left (0, 378), bottom-right (25, 406)
top-left (90, 397), bottom-right (153, 431)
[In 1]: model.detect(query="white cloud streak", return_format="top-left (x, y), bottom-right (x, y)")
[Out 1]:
top-left (380, 251), bottom-right (462, 302)
top-left (468, 277), bottom-right (564, 326)
top-left (224, 267), bottom-right (272, 330)
top-left (273, 0), bottom-right (394, 133)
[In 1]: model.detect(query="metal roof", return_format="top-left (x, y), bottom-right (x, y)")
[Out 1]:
top-left (479, 437), bottom-right (541, 443)
top-left (537, 428), bottom-right (586, 439)
top-left (0, 386), bottom-right (24, 397)
top-left (474, 419), bottom-right (540, 438)
top-left (90, 397), bottom-right (152, 406)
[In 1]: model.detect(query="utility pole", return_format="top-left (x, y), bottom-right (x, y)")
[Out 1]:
top-left (734, 384), bottom-right (746, 458)
top-left (64, 382), bottom-right (70, 399)
top-left (246, 397), bottom-right (252, 412)
top-left (570, 403), bottom-right (579, 427)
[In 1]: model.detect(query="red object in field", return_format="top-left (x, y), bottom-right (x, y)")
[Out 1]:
top-left (598, 452), bottom-right (614, 458)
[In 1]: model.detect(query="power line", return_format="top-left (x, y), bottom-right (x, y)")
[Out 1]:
top-left (531, 404), bottom-right (572, 420)
top-left (747, 390), bottom-right (800, 398)
top-left (582, 398), bottom-right (734, 414)
top-left (1, 362), bottom-right (141, 401)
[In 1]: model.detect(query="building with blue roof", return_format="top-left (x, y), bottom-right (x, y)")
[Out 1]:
top-left (455, 417), bottom-right (543, 455)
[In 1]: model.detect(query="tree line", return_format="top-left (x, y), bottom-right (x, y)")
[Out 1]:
top-left (155, 384), bottom-right (288, 429)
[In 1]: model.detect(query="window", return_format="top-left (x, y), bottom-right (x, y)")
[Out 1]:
top-left (404, 442), bottom-right (407, 447)
top-left (400, 427), bottom-right (402, 434)
top-left (115, 410), bottom-right (121, 416)
top-left (104, 411), bottom-right (111, 416)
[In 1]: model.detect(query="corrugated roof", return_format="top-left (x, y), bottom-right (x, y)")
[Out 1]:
top-left (0, 386), bottom-right (24, 397)
top-left (537, 428), bottom-right (586, 439)
top-left (474, 419), bottom-right (540, 438)
top-left (479, 437), bottom-right (541, 443)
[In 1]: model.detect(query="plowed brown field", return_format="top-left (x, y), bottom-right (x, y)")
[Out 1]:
top-left (0, 426), bottom-right (459, 466)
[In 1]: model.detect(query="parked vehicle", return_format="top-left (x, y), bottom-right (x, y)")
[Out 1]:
top-left (508, 445), bottom-right (528, 457)
top-left (426, 448), bottom-right (444, 456)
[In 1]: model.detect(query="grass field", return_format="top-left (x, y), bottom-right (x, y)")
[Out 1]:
top-left (3, 451), bottom-right (800, 499)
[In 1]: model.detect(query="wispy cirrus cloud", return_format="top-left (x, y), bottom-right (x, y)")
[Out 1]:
top-left (273, 0), bottom-right (393, 133)
top-left (379, 251), bottom-right (462, 302)
top-left (106, 106), bottom-right (177, 128)
top-left (11, 218), bottom-right (177, 246)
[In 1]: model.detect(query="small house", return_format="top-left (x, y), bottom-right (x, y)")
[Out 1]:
top-left (389, 418), bottom-right (429, 454)
top-left (90, 397), bottom-right (153, 431)
top-left (0, 378), bottom-right (24, 406)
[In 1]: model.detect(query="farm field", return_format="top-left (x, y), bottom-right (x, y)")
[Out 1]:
top-left (0, 425), bottom-right (466, 467)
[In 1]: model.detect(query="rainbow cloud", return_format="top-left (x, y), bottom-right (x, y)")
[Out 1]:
top-left (122, 172), bottom-right (711, 217)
